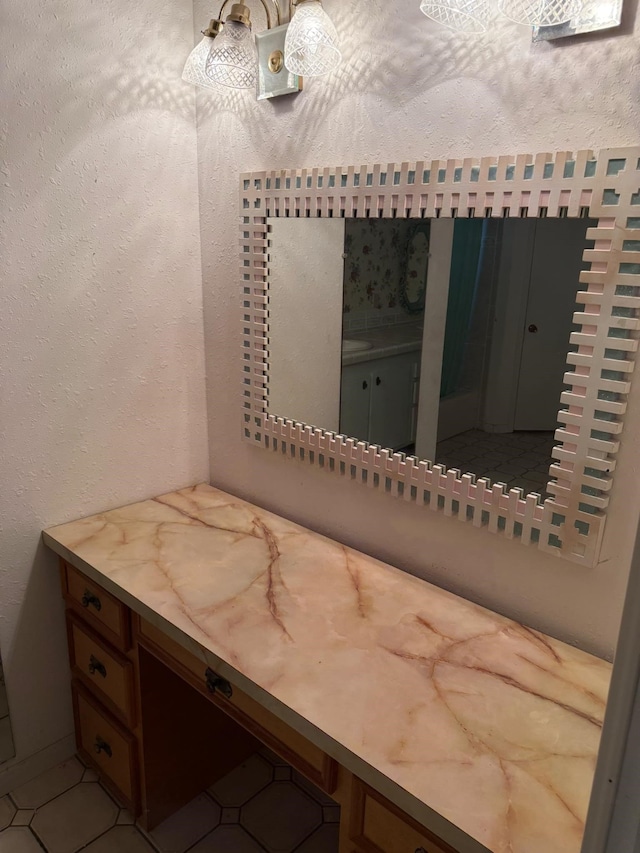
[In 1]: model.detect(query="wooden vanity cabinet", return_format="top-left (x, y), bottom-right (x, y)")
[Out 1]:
top-left (59, 560), bottom-right (457, 852)
top-left (136, 617), bottom-right (338, 796)
top-left (61, 560), bottom-right (259, 827)
top-left (349, 780), bottom-right (458, 853)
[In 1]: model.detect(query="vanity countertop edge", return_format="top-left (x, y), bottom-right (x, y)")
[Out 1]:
top-left (42, 482), bottom-right (611, 853)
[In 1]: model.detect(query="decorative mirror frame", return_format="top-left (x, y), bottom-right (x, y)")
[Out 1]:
top-left (239, 146), bottom-right (640, 567)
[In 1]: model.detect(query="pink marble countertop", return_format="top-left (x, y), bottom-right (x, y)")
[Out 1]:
top-left (43, 483), bottom-right (611, 853)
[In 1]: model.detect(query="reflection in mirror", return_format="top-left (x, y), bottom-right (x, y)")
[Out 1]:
top-left (268, 215), bottom-right (595, 500)
top-left (399, 222), bottom-right (429, 314)
top-left (0, 652), bottom-right (15, 763)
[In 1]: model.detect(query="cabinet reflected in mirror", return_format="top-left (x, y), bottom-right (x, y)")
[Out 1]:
top-left (268, 215), bottom-right (594, 500)
top-left (0, 653), bottom-right (15, 764)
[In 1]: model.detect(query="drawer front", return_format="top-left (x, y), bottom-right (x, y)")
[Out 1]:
top-left (67, 613), bottom-right (135, 726)
top-left (350, 779), bottom-right (457, 853)
top-left (137, 617), bottom-right (337, 795)
top-left (63, 562), bottom-right (130, 651)
top-left (73, 682), bottom-right (138, 812)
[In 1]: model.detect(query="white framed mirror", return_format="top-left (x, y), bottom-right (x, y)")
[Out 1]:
top-left (239, 147), bottom-right (640, 567)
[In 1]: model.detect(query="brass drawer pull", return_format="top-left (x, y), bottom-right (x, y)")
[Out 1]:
top-left (205, 667), bottom-right (233, 699)
top-left (94, 736), bottom-right (112, 758)
top-left (88, 655), bottom-right (107, 678)
top-left (81, 590), bottom-right (102, 612)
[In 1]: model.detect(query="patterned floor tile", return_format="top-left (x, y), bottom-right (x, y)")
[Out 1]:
top-left (220, 806), bottom-right (241, 824)
top-left (0, 795), bottom-right (16, 830)
top-left (145, 793), bottom-right (220, 853)
top-left (209, 754), bottom-right (273, 807)
top-left (322, 805), bottom-right (341, 824)
top-left (11, 758), bottom-right (84, 810)
top-left (11, 810), bottom-right (34, 827)
top-left (0, 717), bottom-right (14, 761)
top-left (7, 751), bottom-right (339, 853)
top-left (0, 826), bottom-right (44, 852)
top-left (273, 766), bottom-right (291, 781)
top-left (435, 429), bottom-right (554, 498)
top-left (30, 782), bottom-right (118, 853)
top-left (83, 826), bottom-right (157, 853)
top-left (189, 824), bottom-right (265, 852)
top-left (81, 769), bottom-right (100, 783)
top-left (116, 809), bottom-right (136, 825)
top-left (241, 782), bottom-right (322, 852)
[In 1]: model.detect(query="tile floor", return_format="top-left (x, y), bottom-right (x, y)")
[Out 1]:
top-left (0, 749), bottom-right (339, 853)
top-left (0, 669), bottom-right (15, 764)
top-left (435, 429), bottom-right (555, 498)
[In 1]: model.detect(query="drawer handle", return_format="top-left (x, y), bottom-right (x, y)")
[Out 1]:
top-left (88, 655), bottom-right (107, 679)
top-left (205, 667), bottom-right (233, 699)
top-left (81, 590), bottom-right (102, 612)
top-left (94, 736), bottom-right (112, 758)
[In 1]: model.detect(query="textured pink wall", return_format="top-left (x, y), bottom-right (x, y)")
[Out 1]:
top-left (1, 0), bottom-right (209, 784)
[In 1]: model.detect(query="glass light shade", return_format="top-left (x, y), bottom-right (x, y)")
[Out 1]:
top-left (205, 20), bottom-right (258, 89)
top-left (499, 0), bottom-right (582, 25)
top-left (284, 0), bottom-right (341, 78)
top-left (182, 35), bottom-right (219, 89)
top-left (420, 0), bottom-right (492, 32)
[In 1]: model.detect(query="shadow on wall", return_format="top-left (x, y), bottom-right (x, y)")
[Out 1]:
top-left (4, 0), bottom-right (206, 493)
top-left (3, 0), bottom-right (197, 161)
top-left (195, 0), bottom-right (639, 152)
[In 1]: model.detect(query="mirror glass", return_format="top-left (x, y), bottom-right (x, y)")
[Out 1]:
top-left (0, 652), bottom-right (15, 763)
top-left (399, 222), bottom-right (429, 313)
top-left (268, 215), bottom-right (595, 500)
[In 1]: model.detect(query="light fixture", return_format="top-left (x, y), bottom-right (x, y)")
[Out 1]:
top-left (182, 19), bottom-right (224, 89)
top-left (498, 0), bottom-right (583, 26)
top-left (206, 4), bottom-right (259, 89)
top-left (419, 0), bottom-right (621, 35)
top-left (284, 0), bottom-right (341, 78)
top-left (183, 0), bottom-right (340, 98)
top-left (420, 0), bottom-right (492, 32)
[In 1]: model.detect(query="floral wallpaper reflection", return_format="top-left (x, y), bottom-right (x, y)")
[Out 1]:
top-left (343, 219), bottom-right (424, 331)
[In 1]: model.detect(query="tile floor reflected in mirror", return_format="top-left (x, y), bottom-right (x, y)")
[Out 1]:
top-left (0, 748), bottom-right (340, 852)
top-left (435, 429), bottom-right (555, 499)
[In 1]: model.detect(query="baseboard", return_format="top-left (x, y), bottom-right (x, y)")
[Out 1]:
top-left (0, 733), bottom-right (76, 796)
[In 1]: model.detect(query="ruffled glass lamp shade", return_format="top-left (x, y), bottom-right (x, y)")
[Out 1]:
top-left (498, 0), bottom-right (583, 25)
top-left (284, 0), bottom-right (341, 78)
top-left (420, 0), bottom-right (492, 32)
top-left (182, 35), bottom-right (219, 89)
top-left (205, 20), bottom-right (258, 89)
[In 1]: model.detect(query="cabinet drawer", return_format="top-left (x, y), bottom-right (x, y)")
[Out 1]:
top-left (137, 617), bottom-right (337, 796)
top-left (62, 561), bottom-right (130, 651)
top-left (350, 779), bottom-right (457, 853)
top-left (67, 613), bottom-right (135, 726)
top-left (73, 682), bottom-right (139, 813)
